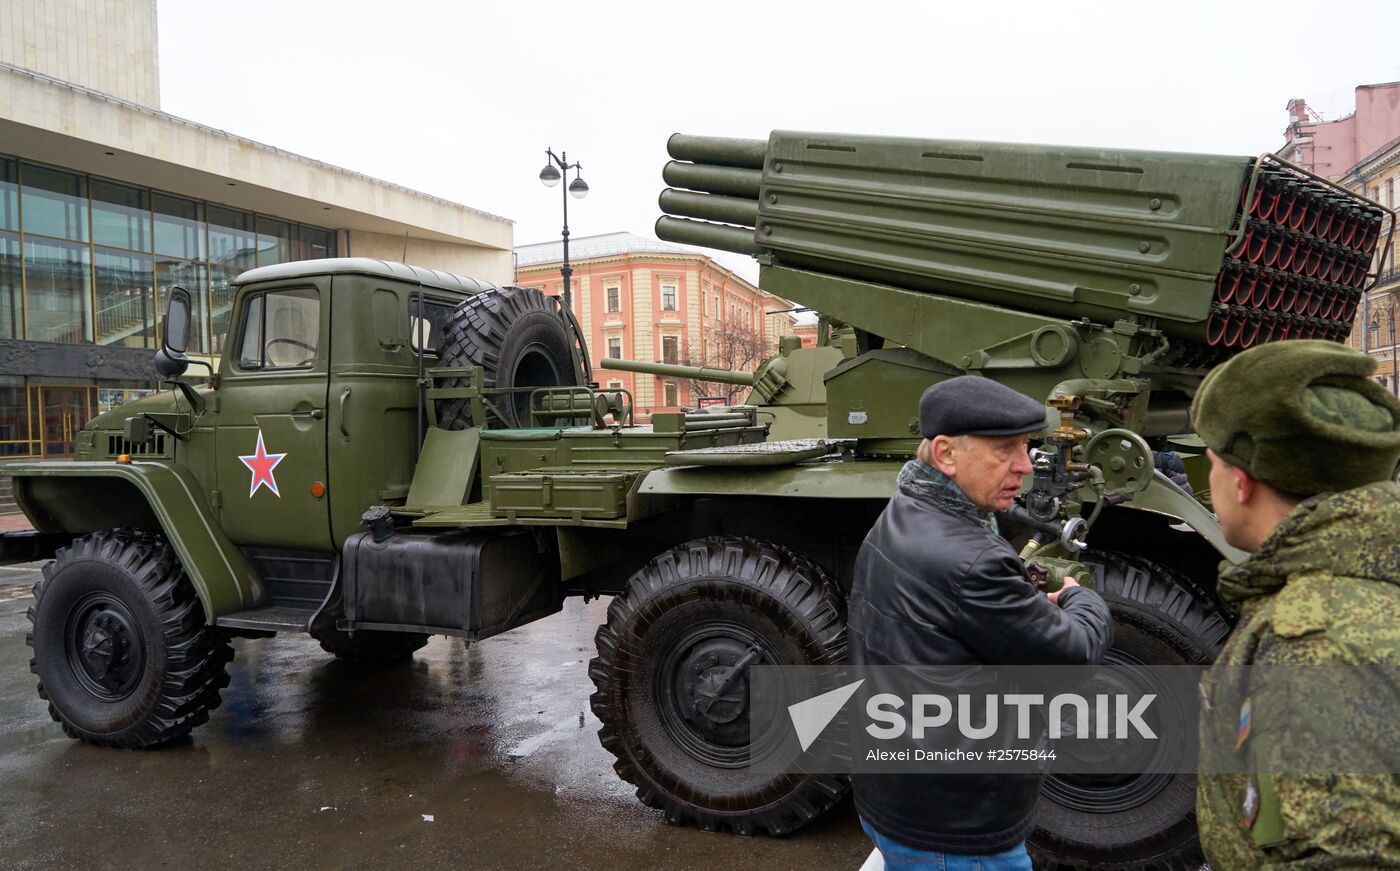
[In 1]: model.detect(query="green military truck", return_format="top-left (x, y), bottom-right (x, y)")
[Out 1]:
top-left (9, 131), bottom-right (1391, 870)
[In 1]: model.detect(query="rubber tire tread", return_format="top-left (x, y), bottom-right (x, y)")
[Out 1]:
top-left (1029, 550), bottom-right (1231, 871)
top-left (589, 536), bottom-right (849, 836)
top-left (26, 528), bottom-right (233, 749)
top-left (436, 286), bottom-right (571, 430)
top-left (315, 628), bottom-right (430, 664)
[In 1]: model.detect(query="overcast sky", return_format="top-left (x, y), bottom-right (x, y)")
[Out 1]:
top-left (158, 0), bottom-right (1400, 283)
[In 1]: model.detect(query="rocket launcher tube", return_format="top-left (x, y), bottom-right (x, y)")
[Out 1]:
top-left (666, 134), bottom-right (767, 169)
top-left (659, 189), bottom-right (760, 228)
top-left (661, 161), bottom-right (763, 199)
top-left (655, 217), bottom-right (759, 257)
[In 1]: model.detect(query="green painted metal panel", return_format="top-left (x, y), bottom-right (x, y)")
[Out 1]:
top-left (405, 426), bottom-right (480, 508)
top-left (326, 276), bottom-right (445, 544)
top-left (637, 459), bottom-right (904, 499)
top-left (213, 277), bottom-right (332, 551)
top-left (754, 130), bottom-right (1249, 332)
top-left (7, 461), bottom-right (262, 618)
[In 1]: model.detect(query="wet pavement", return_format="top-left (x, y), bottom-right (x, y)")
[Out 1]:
top-left (0, 565), bottom-right (868, 870)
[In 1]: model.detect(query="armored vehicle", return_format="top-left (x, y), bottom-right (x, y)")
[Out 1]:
top-left (8, 130), bottom-right (1390, 870)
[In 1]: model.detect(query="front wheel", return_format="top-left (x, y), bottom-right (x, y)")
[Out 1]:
top-left (1029, 551), bottom-right (1231, 871)
top-left (589, 537), bottom-right (849, 835)
top-left (26, 529), bottom-right (233, 748)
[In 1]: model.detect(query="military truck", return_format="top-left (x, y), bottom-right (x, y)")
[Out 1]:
top-left (8, 131), bottom-right (1390, 870)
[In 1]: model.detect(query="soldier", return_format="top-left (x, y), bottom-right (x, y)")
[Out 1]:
top-left (1192, 339), bottom-right (1400, 868)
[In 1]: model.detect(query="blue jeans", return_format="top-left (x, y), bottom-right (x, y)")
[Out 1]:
top-left (860, 819), bottom-right (1034, 871)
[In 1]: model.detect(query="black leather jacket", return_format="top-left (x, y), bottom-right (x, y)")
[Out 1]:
top-left (849, 461), bottom-right (1112, 854)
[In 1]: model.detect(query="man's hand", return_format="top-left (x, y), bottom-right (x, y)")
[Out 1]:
top-left (1047, 576), bottom-right (1079, 605)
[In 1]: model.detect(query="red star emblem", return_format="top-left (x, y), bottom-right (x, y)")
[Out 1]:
top-left (238, 430), bottom-right (287, 498)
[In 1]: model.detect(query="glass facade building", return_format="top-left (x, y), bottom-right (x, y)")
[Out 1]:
top-left (0, 153), bottom-right (336, 458)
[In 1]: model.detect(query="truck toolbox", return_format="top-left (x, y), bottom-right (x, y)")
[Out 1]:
top-left (488, 469), bottom-right (637, 521)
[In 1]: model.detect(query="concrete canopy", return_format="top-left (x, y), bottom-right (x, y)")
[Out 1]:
top-left (0, 62), bottom-right (512, 264)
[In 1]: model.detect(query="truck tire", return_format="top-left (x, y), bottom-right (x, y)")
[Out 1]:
top-left (26, 529), bottom-right (233, 748)
top-left (1029, 550), bottom-right (1230, 871)
top-left (314, 627), bottom-right (430, 664)
top-left (437, 286), bottom-right (580, 429)
top-left (589, 536), bottom-right (849, 835)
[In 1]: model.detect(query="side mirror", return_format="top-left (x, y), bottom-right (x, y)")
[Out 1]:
top-left (155, 285), bottom-right (192, 379)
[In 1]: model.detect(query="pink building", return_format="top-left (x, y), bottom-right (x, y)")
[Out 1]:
top-left (514, 233), bottom-right (795, 416)
top-left (1280, 82), bottom-right (1400, 179)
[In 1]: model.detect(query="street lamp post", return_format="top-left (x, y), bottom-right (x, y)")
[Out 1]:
top-left (538, 149), bottom-right (589, 317)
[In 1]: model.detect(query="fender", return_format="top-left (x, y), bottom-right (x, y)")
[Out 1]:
top-left (1115, 472), bottom-right (1248, 564)
top-left (8, 460), bottom-right (263, 620)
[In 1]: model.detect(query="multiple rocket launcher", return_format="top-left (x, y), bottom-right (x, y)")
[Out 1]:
top-left (657, 131), bottom-right (1391, 364)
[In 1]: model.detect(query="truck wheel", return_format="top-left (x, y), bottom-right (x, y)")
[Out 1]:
top-left (26, 529), bottom-right (233, 748)
top-left (314, 627), bottom-right (429, 664)
top-left (589, 536), bottom-right (849, 835)
top-left (1029, 551), bottom-right (1229, 871)
top-left (437, 286), bottom-right (580, 429)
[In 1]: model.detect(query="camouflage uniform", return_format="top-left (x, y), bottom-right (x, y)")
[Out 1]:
top-left (1197, 481), bottom-right (1400, 869)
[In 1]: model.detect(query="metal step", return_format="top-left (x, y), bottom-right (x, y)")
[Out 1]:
top-left (216, 605), bottom-right (317, 633)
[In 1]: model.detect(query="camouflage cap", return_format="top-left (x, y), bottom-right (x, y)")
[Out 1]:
top-left (1191, 339), bottom-right (1400, 497)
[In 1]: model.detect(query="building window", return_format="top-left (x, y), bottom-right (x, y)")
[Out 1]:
top-left (607, 337), bottom-right (623, 360)
top-left (664, 380), bottom-right (679, 407)
top-left (0, 157), bottom-right (17, 231)
top-left (607, 379), bottom-right (623, 390)
top-left (256, 217), bottom-right (293, 267)
top-left (606, 283), bottom-right (621, 313)
top-left (24, 237), bottom-right (91, 343)
top-left (93, 248), bottom-right (156, 349)
top-left (301, 226), bottom-right (334, 260)
top-left (0, 231), bottom-right (21, 339)
top-left (0, 378), bottom-right (31, 457)
top-left (91, 179), bottom-right (151, 252)
top-left (662, 335), bottom-right (679, 364)
top-left (661, 282), bottom-right (677, 311)
top-left (21, 162), bottom-right (88, 242)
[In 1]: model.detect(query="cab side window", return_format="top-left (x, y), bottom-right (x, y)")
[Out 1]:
top-left (408, 297), bottom-right (454, 357)
top-left (236, 288), bottom-right (321, 370)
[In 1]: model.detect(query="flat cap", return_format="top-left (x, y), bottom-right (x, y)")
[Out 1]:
top-left (1192, 339), bottom-right (1400, 496)
top-left (920, 375), bottom-right (1048, 438)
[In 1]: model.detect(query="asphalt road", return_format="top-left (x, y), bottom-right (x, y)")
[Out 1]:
top-left (0, 566), bottom-right (870, 870)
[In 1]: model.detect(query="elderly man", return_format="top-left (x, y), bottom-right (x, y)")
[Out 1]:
top-left (1193, 340), bottom-right (1400, 869)
top-left (849, 375), bottom-right (1112, 871)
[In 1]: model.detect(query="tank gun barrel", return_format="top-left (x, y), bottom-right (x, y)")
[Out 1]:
top-left (600, 358), bottom-right (756, 386)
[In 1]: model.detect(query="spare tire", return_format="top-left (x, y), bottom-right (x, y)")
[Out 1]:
top-left (437, 287), bottom-right (581, 429)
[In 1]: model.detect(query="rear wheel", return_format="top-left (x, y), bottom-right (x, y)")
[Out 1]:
top-left (314, 627), bottom-right (430, 664)
top-left (437, 286), bottom-right (581, 429)
top-left (589, 537), bottom-right (849, 835)
top-left (1029, 551), bottom-right (1230, 871)
top-left (26, 529), bottom-right (233, 748)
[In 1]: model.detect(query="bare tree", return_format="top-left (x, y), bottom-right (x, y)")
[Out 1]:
top-left (680, 320), bottom-right (766, 405)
